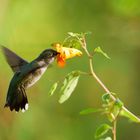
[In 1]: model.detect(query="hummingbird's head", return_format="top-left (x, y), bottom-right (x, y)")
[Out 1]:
top-left (38, 49), bottom-right (59, 64)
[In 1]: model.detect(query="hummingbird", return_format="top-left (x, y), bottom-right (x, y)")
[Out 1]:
top-left (2, 46), bottom-right (59, 112)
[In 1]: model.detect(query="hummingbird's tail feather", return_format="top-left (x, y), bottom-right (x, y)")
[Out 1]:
top-left (4, 87), bottom-right (28, 112)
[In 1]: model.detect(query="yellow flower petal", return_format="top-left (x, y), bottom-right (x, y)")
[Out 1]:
top-left (53, 43), bottom-right (82, 59)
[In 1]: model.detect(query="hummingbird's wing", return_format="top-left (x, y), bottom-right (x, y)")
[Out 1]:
top-left (1, 46), bottom-right (29, 73)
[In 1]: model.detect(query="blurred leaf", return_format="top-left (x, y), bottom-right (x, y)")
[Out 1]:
top-left (82, 31), bottom-right (92, 35)
top-left (94, 47), bottom-right (110, 59)
top-left (63, 38), bottom-right (81, 49)
top-left (65, 32), bottom-right (91, 49)
top-left (48, 82), bottom-right (58, 96)
top-left (59, 71), bottom-right (80, 104)
top-left (100, 137), bottom-right (112, 140)
top-left (120, 108), bottom-right (140, 123)
top-left (114, 99), bottom-right (124, 108)
top-left (107, 113), bottom-right (115, 122)
top-left (67, 32), bottom-right (91, 40)
top-left (102, 93), bottom-right (110, 103)
top-left (68, 32), bottom-right (79, 37)
top-left (80, 108), bottom-right (102, 115)
top-left (104, 99), bottom-right (123, 121)
top-left (95, 124), bottom-right (112, 139)
top-left (109, 99), bottom-right (123, 118)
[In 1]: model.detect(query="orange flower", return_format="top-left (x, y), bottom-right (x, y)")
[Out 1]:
top-left (52, 43), bottom-right (82, 67)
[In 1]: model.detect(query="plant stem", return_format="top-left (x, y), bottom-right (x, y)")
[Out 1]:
top-left (81, 39), bottom-right (115, 100)
top-left (89, 58), bottom-right (111, 95)
top-left (112, 120), bottom-right (117, 140)
top-left (79, 36), bottom-right (140, 139)
top-left (81, 38), bottom-right (140, 123)
top-left (83, 44), bottom-right (119, 139)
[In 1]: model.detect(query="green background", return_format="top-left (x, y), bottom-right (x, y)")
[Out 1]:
top-left (0, 0), bottom-right (140, 139)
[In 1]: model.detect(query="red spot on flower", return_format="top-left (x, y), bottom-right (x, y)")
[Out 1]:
top-left (57, 54), bottom-right (66, 67)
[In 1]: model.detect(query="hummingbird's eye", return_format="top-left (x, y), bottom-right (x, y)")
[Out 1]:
top-left (47, 52), bottom-right (53, 57)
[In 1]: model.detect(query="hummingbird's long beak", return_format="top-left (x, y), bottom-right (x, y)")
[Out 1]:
top-left (55, 51), bottom-right (60, 56)
top-left (56, 52), bottom-right (60, 55)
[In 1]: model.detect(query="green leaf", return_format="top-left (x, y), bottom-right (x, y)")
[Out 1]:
top-left (120, 107), bottom-right (140, 123)
top-left (80, 108), bottom-right (102, 115)
top-left (65, 32), bottom-right (91, 49)
top-left (48, 82), bottom-right (58, 96)
top-left (104, 137), bottom-right (112, 140)
top-left (110, 92), bottom-right (116, 96)
top-left (94, 47), bottom-right (110, 59)
top-left (82, 31), bottom-right (92, 35)
top-left (108, 99), bottom-right (124, 118)
top-left (100, 137), bottom-right (112, 140)
top-left (107, 113), bottom-right (115, 122)
top-left (95, 124), bottom-right (112, 139)
top-left (102, 93), bottom-right (110, 103)
top-left (68, 32), bottom-right (91, 39)
top-left (63, 38), bottom-right (81, 49)
top-left (59, 71), bottom-right (80, 104)
top-left (68, 32), bottom-right (80, 37)
top-left (114, 99), bottom-right (124, 109)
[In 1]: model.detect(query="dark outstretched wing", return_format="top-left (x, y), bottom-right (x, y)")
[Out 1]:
top-left (1, 46), bottom-right (28, 72)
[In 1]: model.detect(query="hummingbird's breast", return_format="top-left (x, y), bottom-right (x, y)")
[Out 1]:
top-left (22, 66), bottom-right (47, 88)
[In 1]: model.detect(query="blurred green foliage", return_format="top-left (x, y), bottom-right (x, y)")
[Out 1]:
top-left (0, 0), bottom-right (140, 140)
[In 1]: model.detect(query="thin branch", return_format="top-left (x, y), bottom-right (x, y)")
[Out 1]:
top-left (79, 37), bottom-right (140, 117)
top-left (80, 37), bottom-right (113, 96)
top-left (77, 35), bottom-right (140, 139)
top-left (112, 120), bottom-right (117, 140)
